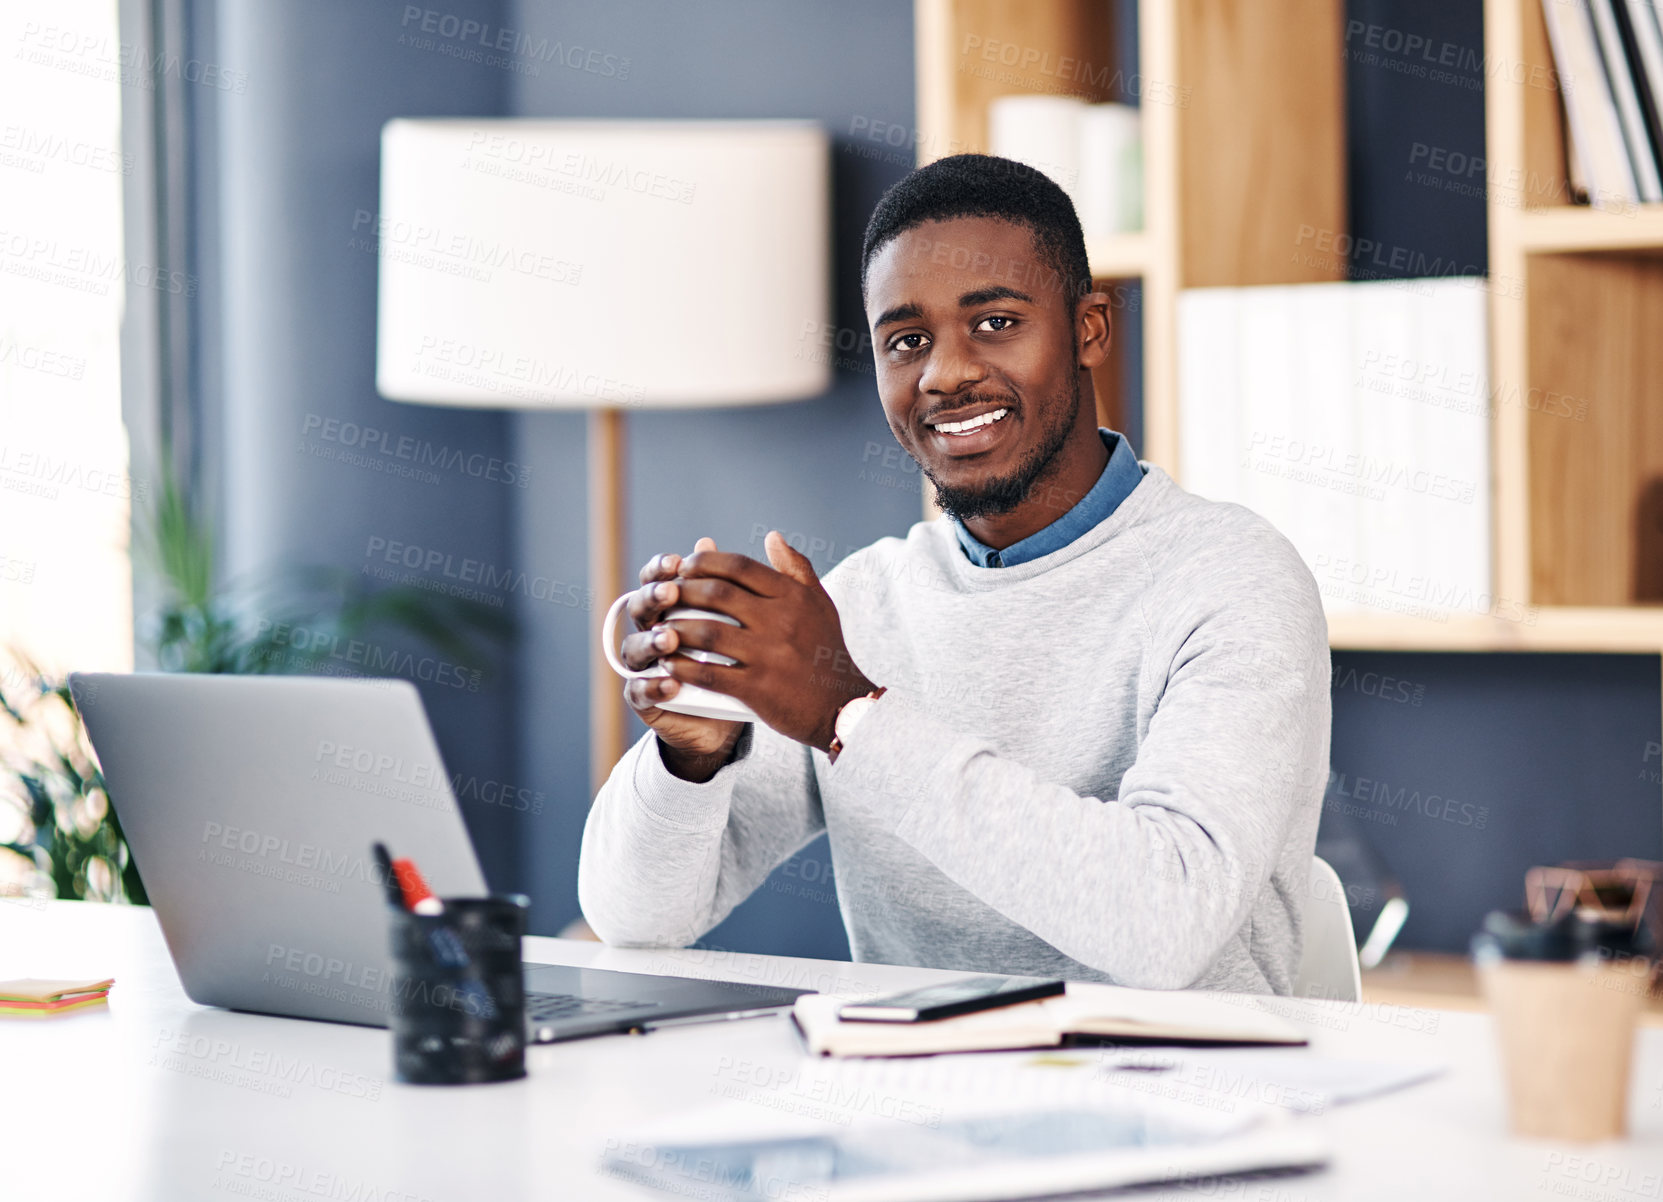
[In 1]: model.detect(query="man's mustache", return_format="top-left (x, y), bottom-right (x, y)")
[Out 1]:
top-left (919, 391), bottom-right (1020, 426)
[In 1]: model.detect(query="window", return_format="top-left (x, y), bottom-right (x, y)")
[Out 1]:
top-left (1, 0), bottom-right (132, 895)
top-left (0, 0), bottom-right (134, 684)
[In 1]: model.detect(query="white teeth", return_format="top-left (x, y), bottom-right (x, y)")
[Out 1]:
top-left (931, 408), bottom-right (1009, 435)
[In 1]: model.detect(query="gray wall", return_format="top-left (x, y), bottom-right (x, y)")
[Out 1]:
top-left (208, 0), bottom-right (521, 885)
top-left (1324, 652), bottom-right (1661, 951)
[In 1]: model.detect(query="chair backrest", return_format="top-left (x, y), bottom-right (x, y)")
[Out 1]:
top-left (1292, 855), bottom-right (1362, 1003)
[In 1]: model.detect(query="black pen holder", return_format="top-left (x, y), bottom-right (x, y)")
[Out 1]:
top-left (387, 895), bottom-right (528, 1085)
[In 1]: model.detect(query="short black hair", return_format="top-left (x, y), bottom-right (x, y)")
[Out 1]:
top-left (860, 153), bottom-right (1092, 307)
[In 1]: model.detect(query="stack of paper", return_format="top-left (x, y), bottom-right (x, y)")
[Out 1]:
top-left (1177, 278), bottom-right (1491, 623)
top-left (600, 1046), bottom-right (1442, 1201)
top-left (0, 977), bottom-right (114, 1018)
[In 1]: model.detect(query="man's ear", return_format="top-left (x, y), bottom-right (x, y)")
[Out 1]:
top-left (1075, 291), bottom-right (1113, 369)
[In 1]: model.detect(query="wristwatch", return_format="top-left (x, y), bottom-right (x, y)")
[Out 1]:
top-left (828, 686), bottom-right (886, 763)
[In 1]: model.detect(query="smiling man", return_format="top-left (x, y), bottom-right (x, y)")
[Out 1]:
top-left (578, 154), bottom-right (1331, 994)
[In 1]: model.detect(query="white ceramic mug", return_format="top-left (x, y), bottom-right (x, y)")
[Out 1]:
top-left (601, 592), bottom-right (757, 723)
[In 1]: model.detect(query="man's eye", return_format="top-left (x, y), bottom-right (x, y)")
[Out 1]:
top-left (891, 333), bottom-right (929, 353)
top-left (977, 315), bottom-right (1016, 332)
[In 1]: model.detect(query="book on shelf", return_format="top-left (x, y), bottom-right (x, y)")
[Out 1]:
top-left (1350, 285), bottom-right (1421, 614)
top-left (1177, 278), bottom-right (1491, 625)
top-left (1540, 0), bottom-right (1663, 207)
top-left (987, 94), bottom-right (1085, 213)
top-left (1414, 283), bottom-right (1492, 603)
top-left (987, 93), bottom-right (1143, 239)
top-left (1237, 286), bottom-right (1300, 573)
top-left (1617, 0), bottom-right (1663, 177)
top-left (1590, 0), bottom-right (1663, 199)
top-left (1293, 281), bottom-right (1357, 606)
top-left (1566, 120), bottom-right (1594, 202)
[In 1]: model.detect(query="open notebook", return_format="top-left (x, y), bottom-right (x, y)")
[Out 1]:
top-left (793, 982), bottom-right (1308, 1057)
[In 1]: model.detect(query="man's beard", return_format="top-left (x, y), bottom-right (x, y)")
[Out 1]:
top-left (924, 373), bottom-right (1080, 522)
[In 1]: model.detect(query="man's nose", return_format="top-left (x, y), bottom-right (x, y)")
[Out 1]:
top-left (917, 332), bottom-right (985, 395)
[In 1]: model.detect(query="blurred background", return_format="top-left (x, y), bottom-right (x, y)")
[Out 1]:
top-left (1, 0), bottom-right (1659, 1011)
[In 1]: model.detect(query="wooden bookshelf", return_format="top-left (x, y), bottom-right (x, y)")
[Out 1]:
top-left (914, 0), bottom-right (1663, 657)
top-left (1487, 0), bottom-right (1663, 651)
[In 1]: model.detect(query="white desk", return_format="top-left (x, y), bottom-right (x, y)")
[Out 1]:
top-left (3, 900), bottom-right (1660, 1201)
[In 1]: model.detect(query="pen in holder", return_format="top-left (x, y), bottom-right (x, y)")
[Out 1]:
top-left (387, 894), bottom-right (529, 1085)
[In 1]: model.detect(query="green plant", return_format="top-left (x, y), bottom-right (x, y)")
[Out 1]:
top-left (0, 663), bottom-right (138, 903)
top-left (0, 475), bottom-right (512, 904)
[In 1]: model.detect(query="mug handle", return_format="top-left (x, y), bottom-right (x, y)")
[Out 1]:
top-left (602, 592), bottom-right (654, 680)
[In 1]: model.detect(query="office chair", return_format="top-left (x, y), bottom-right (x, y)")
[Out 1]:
top-left (1292, 855), bottom-right (1363, 1003)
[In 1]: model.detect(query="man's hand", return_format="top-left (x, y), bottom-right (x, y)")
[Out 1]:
top-left (656, 531), bottom-right (878, 753)
top-left (618, 537), bottom-right (746, 783)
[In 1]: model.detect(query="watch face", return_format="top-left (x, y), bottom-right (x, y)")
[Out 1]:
top-left (835, 696), bottom-right (873, 743)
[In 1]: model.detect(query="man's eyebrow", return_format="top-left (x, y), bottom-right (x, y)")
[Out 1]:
top-left (872, 286), bottom-right (1035, 330)
top-left (959, 285), bottom-right (1034, 308)
top-left (873, 302), bottom-right (923, 330)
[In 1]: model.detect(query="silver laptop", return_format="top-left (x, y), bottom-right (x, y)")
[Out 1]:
top-left (68, 672), bottom-right (809, 1042)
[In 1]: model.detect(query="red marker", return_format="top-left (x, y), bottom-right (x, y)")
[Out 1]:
top-left (392, 858), bottom-right (443, 914)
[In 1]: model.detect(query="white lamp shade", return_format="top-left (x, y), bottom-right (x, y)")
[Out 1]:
top-left (375, 119), bottom-right (831, 408)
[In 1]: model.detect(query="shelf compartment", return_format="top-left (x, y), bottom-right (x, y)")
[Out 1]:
top-left (1523, 253), bottom-right (1663, 607)
top-left (1165, 0), bottom-right (1345, 289)
top-left (914, 0), bottom-right (1118, 161)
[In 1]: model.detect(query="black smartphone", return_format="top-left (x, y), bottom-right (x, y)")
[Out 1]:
top-left (836, 975), bottom-right (1065, 1023)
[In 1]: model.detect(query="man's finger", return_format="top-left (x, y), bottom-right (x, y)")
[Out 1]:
top-left (638, 552), bottom-right (682, 585)
top-left (661, 654), bottom-right (746, 698)
top-left (623, 675), bottom-right (675, 715)
top-left (764, 530), bottom-right (820, 587)
top-left (620, 627), bottom-right (676, 672)
top-left (626, 579), bottom-right (678, 629)
top-left (673, 577), bottom-right (765, 625)
top-left (679, 549), bottom-right (782, 597)
top-left (663, 618), bottom-right (749, 665)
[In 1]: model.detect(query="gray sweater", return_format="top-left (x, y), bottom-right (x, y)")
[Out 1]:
top-left (578, 465), bottom-right (1331, 994)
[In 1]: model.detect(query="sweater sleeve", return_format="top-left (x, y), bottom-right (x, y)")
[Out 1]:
top-left (576, 718), bottom-right (825, 948)
top-left (839, 547), bottom-right (1330, 990)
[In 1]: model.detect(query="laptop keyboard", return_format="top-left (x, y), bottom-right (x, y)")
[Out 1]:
top-left (525, 991), bottom-right (660, 1022)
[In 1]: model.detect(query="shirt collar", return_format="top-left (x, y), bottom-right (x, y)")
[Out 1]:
top-left (950, 429), bottom-right (1144, 569)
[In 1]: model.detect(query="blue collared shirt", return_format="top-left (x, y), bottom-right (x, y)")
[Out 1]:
top-left (950, 428), bottom-right (1145, 568)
